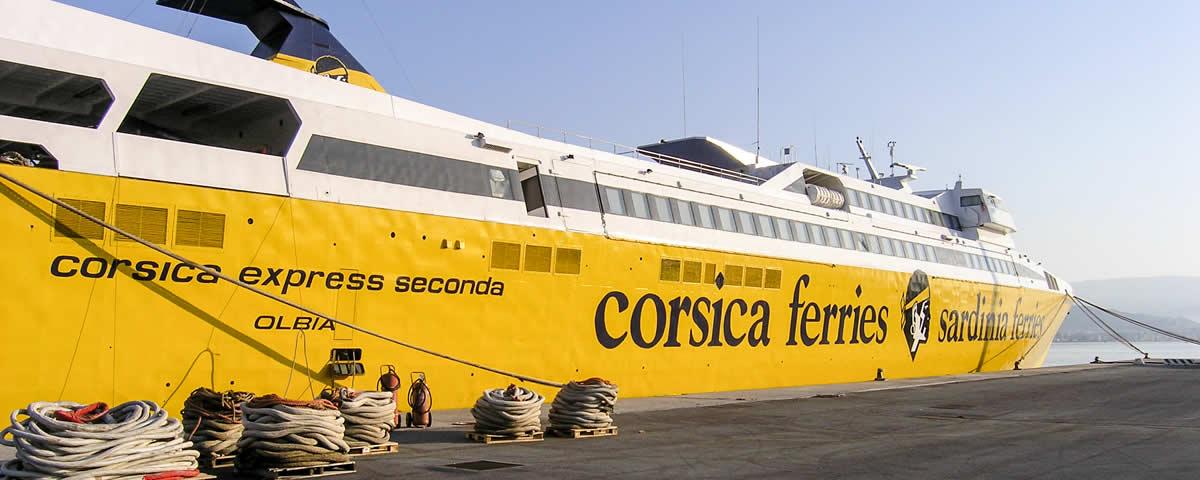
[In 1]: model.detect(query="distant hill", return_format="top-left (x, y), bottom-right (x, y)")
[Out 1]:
top-left (1056, 308), bottom-right (1200, 342)
top-left (1072, 276), bottom-right (1200, 321)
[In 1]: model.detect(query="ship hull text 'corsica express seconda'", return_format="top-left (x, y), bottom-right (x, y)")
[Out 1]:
top-left (0, 0), bottom-right (1071, 415)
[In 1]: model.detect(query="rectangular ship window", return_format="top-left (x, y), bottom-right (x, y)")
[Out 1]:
top-left (650, 195), bottom-right (674, 223)
top-left (628, 191), bottom-right (650, 219)
top-left (601, 187), bottom-right (626, 215)
top-left (703, 263), bottom-right (717, 284)
top-left (755, 215), bottom-right (775, 238)
top-left (764, 269), bottom-right (782, 289)
top-left (660, 258), bottom-right (682, 282)
top-left (490, 241), bottom-right (522, 270)
top-left (673, 199), bottom-right (695, 226)
top-left (774, 218), bottom-right (792, 241)
top-left (724, 264), bottom-right (744, 286)
top-left (714, 207), bottom-right (736, 232)
top-left (694, 204), bottom-right (716, 229)
top-left (744, 267), bottom-right (763, 288)
top-left (735, 211), bottom-right (757, 235)
top-left (115, 204), bottom-right (168, 244)
top-left (793, 222), bottom-right (811, 243)
top-left (824, 227), bottom-right (841, 248)
top-left (524, 245), bottom-right (552, 272)
top-left (54, 198), bottom-right (106, 240)
top-left (554, 247), bottom-right (582, 274)
top-left (682, 261), bottom-right (702, 283)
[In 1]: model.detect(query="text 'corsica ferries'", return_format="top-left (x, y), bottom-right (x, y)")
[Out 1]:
top-left (0, 0), bottom-right (1070, 415)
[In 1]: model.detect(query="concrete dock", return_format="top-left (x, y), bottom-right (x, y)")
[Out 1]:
top-left (3, 363), bottom-right (1197, 478)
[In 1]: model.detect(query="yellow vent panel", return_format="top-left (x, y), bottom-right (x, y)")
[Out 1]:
top-left (660, 258), bottom-right (682, 282)
top-left (524, 245), bottom-right (552, 272)
top-left (53, 199), bottom-right (105, 240)
top-left (724, 264), bottom-right (743, 286)
top-left (554, 248), bottom-right (582, 275)
top-left (764, 269), bottom-right (783, 289)
top-left (682, 261), bottom-right (702, 283)
top-left (176, 210), bottom-right (225, 248)
top-left (744, 267), bottom-right (763, 288)
top-left (115, 204), bottom-right (168, 244)
top-left (703, 263), bottom-right (717, 284)
top-left (490, 241), bottom-right (522, 270)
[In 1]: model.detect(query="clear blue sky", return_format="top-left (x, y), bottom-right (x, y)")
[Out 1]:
top-left (60, 0), bottom-right (1200, 283)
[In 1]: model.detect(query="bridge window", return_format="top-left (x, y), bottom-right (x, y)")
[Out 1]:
top-left (0, 60), bottom-right (113, 128)
top-left (672, 199), bottom-right (695, 226)
top-left (960, 195), bottom-right (983, 207)
top-left (119, 74), bottom-right (299, 155)
top-left (649, 195), bottom-right (674, 222)
top-left (714, 207), bottom-right (736, 232)
top-left (694, 204), bottom-right (716, 229)
top-left (601, 187), bottom-right (625, 215)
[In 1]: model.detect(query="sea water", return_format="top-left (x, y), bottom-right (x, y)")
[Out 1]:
top-left (1044, 341), bottom-right (1200, 366)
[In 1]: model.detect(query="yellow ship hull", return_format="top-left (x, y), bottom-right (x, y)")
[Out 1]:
top-left (0, 165), bottom-right (1070, 415)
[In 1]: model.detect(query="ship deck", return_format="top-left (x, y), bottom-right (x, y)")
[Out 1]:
top-left (5, 363), bottom-right (1197, 478)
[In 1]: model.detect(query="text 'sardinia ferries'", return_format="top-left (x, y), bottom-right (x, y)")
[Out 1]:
top-left (0, 0), bottom-right (1070, 415)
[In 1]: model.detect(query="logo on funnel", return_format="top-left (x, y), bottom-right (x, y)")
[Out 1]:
top-left (902, 270), bottom-right (931, 360)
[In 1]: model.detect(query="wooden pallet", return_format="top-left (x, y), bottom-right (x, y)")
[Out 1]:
top-left (347, 442), bottom-right (399, 457)
top-left (201, 454), bottom-right (236, 469)
top-left (549, 426), bottom-right (619, 439)
top-left (240, 461), bottom-right (357, 479)
top-left (465, 431), bottom-right (544, 444)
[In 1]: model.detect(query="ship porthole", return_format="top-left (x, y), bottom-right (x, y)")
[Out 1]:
top-left (390, 232), bottom-right (396, 238)
top-left (247, 218), bottom-right (254, 224)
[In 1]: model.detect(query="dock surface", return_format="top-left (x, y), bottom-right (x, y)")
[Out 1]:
top-left (3, 364), bottom-right (1197, 478)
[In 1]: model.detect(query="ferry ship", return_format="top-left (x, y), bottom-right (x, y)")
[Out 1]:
top-left (0, 0), bottom-right (1070, 415)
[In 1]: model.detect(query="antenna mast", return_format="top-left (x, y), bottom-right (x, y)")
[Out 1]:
top-left (855, 136), bottom-right (881, 181)
top-left (754, 17), bottom-right (760, 167)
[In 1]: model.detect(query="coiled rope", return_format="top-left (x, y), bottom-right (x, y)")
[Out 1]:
top-left (470, 385), bottom-right (544, 436)
top-left (0, 401), bottom-right (200, 479)
top-left (319, 388), bottom-right (397, 447)
top-left (236, 395), bottom-right (349, 472)
top-left (180, 387), bottom-right (255, 458)
top-left (549, 378), bottom-right (619, 431)
top-left (0, 170), bottom-right (565, 389)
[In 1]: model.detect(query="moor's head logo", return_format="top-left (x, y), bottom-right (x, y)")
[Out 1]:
top-left (902, 270), bottom-right (931, 360)
top-left (312, 55), bottom-right (350, 83)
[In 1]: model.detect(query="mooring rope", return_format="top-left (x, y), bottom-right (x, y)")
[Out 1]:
top-left (1070, 296), bottom-right (1147, 357)
top-left (470, 385), bottom-right (544, 436)
top-left (180, 388), bottom-right (254, 458)
top-left (236, 395), bottom-right (349, 472)
top-left (0, 401), bottom-right (200, 479)
top-left (549, 378), bottom-right (619, 431)
top-left (0, 169), bottom-right (565, 388)
top-left (1075, 296), bottom-right (1200, 347)
top-left (319, 388), bottom-right (397, 446)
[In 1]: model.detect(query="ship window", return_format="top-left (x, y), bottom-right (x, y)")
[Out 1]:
top-left (891, 239), bottom-right (905, 257)
top-left (839, 230), bottom-right (855, 250)
top-left (0, 60), bottom-right (113, 128)
top-left (881, 198), bottom-right (896, 216)
top-left (714, 207), bottom-right (736, 232)
top-left (724, 264), bottom-right (744, 286)
top-left (854, 233), bottom-right (869, 252)
top-left (930, 210), bottom-right (945, 227)
top-left (601, 187), bottom-right (625, 215)
top-left (0, 140), bottom-right (58, 169)
top-left (744, 267), bottom-right (764, 288)
top-left (848, 190), bottom-right (862, 208)
top-left (809, 224), bottom-right (826, 246)
top-left (947, 215), bottom-right (962, 230)
top-left (866, 235), bottom-right (881, 254)
top-left (694, 204), bottom-right (716, 229)
top-left (554, 248), bottom-right (582, 274)
top-left (901, 203), bottom-right (915, 220)
top-left (960, 195), bottom-right (983, 207)
top-left (925, 245), bottom-right (938, 263)
top-left (913, 243), bottom-right (927, 261)
top-left (764, 269), bottom-right (783, 289)
top-left (524, 245), bottom-right (553, 272)
top-left (735, 211), bottom-right (757, 235)
top-left (628, 191), bottom-right (650, 219)
top-left (703, 263), bottom-right (718, 284)
top-left (901, 242), bottom-right (915, 259)
top-left (869, 195), bottom-right (882, 212)
top-left (660, 258), bottom-right (682, 281)
top-left (917, 208), bottom-right (930, 223)
top-left (649, 195), bottom-right (673, 222)
top-left (755, 214), bottom-right (775, 238)
top-left (119, 74), bottom-right (299, 155)
top-left (824, 227), bottom-right (841, 248)
top-left (879, 236), bottom-right (894, 256)
top-left (673, 199), bottom-right (695, 226)
top-left (518, 163), bottom-right (547, 217)
top-left (792, 221), bottom-right (811, 243)
top-left (682, 261), bottom-right (703, 283)
top-left (774, 218), bottom-right (792, 241)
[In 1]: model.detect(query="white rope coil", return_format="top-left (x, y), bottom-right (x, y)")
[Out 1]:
top-left (180, 388), bottom-right (253, 458)
top-left (549, 379), bottom-right (619, 431)
top-left (236, 397), bottom-right (349, 470)
top-left (328, 389), bottom-right (396, 447)
top-left (0, 401), bottom-right (199, 480)
top-left (470, 385), bottom-right (544, 436)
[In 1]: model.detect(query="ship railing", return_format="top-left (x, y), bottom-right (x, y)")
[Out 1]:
top-left (504, 120), bottom-right (765, 185)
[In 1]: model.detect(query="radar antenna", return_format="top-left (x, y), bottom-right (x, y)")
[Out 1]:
top-left (855, 137), bottom-right (881, 181)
